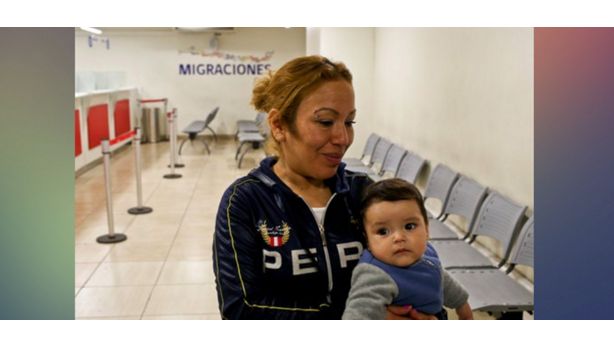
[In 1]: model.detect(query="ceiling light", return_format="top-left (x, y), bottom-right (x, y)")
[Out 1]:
top-left (80, 27), bottom-right (102, 35)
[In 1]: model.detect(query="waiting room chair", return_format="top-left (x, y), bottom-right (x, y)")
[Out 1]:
top-left (203, 106), bottom-right (219, 142)
top-left (422, 164), bottom-right (460, 221)
top-left (358, 143), bottom-right (407, 182)
top-left (447, 216), bottom-right (534, 318)
top-left (378, 143), bottom-right (407, 177)
top-left (427, 173), bottom-right (485, 240)
top-left (343, 133), bottom-right (380, 169)
top-left (346, 137), bottom-right (393, 176)
top-left (395, 152), bottom-right (426, 184)
top-left (178, 107), bottom-right (219, 155)
top-left (235, 117), bottom-right (269, 168)
top-left (431, 191), bottom-right (527, 270)
top-left (236, 112), bottom-right (266, 138)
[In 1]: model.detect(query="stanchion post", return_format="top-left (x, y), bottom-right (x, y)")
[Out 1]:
top-left (164, 110), bottom-right (182, 179)
top-left (97, 140), bottom-right (128, 244)
top-left (128, 128), bottom-right (153, 215)
top-left (168, 108), bottom-right (184, 168)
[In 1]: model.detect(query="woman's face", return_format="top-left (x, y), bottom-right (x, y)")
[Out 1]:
top-left (277, 80), bottom-right (356, 181)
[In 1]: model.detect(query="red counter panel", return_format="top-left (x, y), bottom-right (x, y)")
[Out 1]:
top-left (87, 104), bottom-right (110, 150)
top-left (75, 110), bottom-right (82, 157)
top-left (114, 99), bottom-right (131, 137)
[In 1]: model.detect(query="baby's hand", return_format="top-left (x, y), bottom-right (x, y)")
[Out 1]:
top-left (386, 305), bottom-right (437, 320)
top-left (386, 305), bottom-right (411, 319)
top-left (455, 302), bottom-right (474, 320)
top-left (407, 306), bottom-right (438, 320)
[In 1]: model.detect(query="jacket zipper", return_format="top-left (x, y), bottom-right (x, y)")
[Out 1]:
top-left (303, 193), bottom-right (337, 304)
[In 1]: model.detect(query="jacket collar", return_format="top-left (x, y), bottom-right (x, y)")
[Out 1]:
top-left (249, 156), bottom-right (350, 195)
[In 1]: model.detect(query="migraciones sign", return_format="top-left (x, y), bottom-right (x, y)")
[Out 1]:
top-left (178, 47), bottom-right (274, 76)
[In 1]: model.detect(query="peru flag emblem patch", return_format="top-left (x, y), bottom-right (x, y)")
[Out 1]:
top-left (258, 220), bottom-right (291, 248)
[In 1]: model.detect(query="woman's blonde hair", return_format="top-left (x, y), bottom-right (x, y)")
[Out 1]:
top-left (251, 55), bottom-right (353, 156)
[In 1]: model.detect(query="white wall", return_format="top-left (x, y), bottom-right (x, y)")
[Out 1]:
top-left (305, 27), bottom-right (321, 55)
top-left (76, 28), bottom-right (306, 134)
top-left (306, 28), bottom-right (375, 158)
top-left (373, 28), bottom-right (533, 211)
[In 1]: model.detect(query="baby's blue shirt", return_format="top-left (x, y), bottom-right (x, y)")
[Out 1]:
top-left (358, 243), bottom-right (443, 314)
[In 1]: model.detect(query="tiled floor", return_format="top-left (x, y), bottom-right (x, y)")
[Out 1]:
top-left (75, 136), bottom-right (264, 320)
top-left (74, 136), bottom-right (508, 320)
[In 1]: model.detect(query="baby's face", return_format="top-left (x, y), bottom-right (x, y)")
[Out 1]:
top-left (364, 199), bottom-right (429, 267)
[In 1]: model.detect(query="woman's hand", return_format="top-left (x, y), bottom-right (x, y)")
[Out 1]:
top-left (386, 305), bottom-right (437, 320)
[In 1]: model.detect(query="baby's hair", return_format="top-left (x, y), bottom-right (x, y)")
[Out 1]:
top-left (360, 178), bottom-right (429, 226)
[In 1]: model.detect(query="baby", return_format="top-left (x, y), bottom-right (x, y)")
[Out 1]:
top-left (343, 178), bottom-right (473, 319)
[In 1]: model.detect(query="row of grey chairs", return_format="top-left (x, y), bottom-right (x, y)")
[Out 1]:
top-left (345, 133), bottom-right (534, 318)
top-left (344, 133), bottom-right (427, 184)
top-left (428, 172), bottom-right (533, 317)
top-left (234, 112), bottom-right (269, 168)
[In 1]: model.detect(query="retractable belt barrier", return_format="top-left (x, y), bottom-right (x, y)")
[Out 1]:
top-left (164, 108), bottom-right (182, 179)
top-left (167, 108), bottom-right (185, 169)
top-left (138, 98), bottom-right (168, 104)
top-left (128, 127), bottom-right (153, 215)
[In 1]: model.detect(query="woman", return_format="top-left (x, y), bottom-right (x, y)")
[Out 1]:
top-left (213, 55), bottom-right (432, 319)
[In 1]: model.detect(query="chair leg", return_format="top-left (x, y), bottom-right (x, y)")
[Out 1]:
top-left (178, 138), bottom-right (188, 155)
top-left (199, 137), bottom-right (211, 155)
top-left (238, 144), bottom-right (251, 168)
top-left (235, 142), bottom-right (248, 160)
top-left (207, 127), bottom-right (217, 142)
